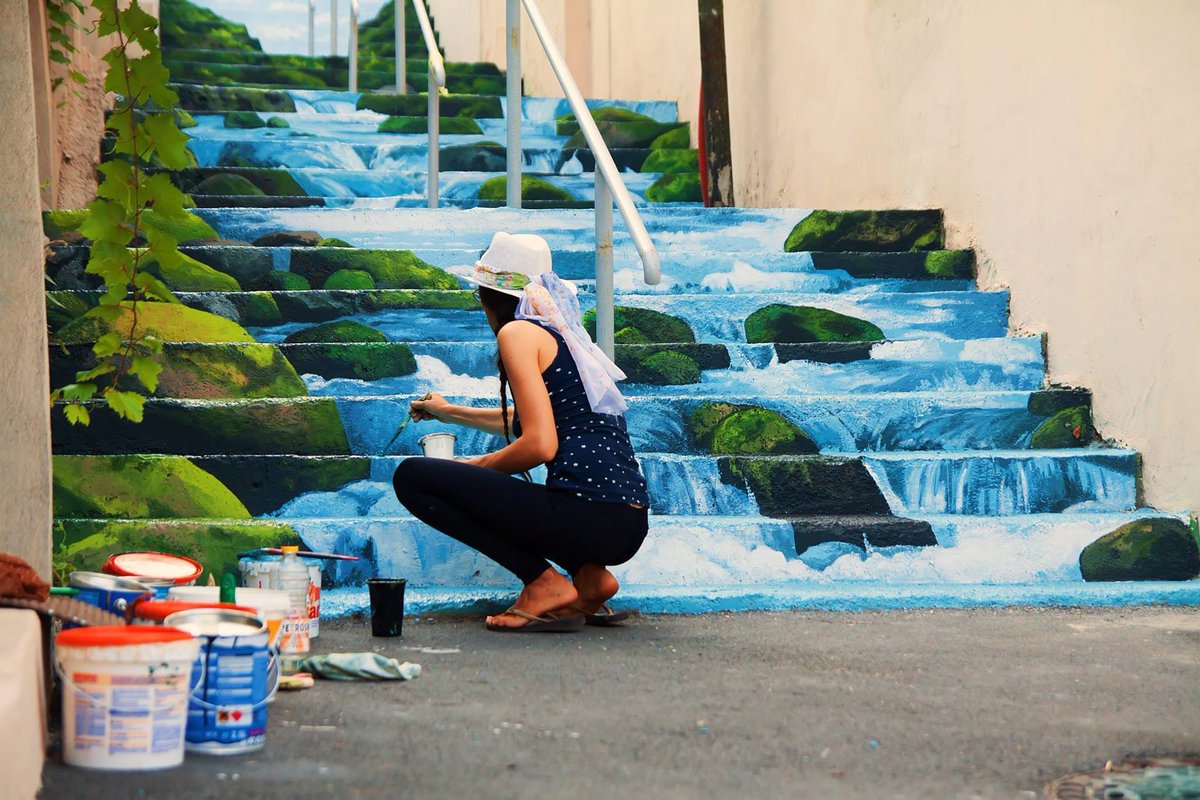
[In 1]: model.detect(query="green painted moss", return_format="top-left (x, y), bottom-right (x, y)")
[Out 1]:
top-left (745, 304), bottom-right (885, 344)
top-left (1028, 389), bottom-right (1091, 418)
top-left (356, 93), bottom-right (502, 118)
top-left (160, 0), bottom-right (263, 51)
top-left (282, 343), bottom-right (417, 381)
top-left (142, 210), bottom-right (220, 244)
top-left (53, 455), bottom-right (250, 519)
top-left (923, 250), bottom-right (975, 279)
top-left (175, 109), bottom-right (197, 128)
top-left (247, 271), bottom-right (311, 291)
top-left (623, 351), bottom-right (700, 385)
top-left (158, 343), bottom-right (307, 399)
top-left (556, 109), bottom-right (688, 151)
top-left (192, 173), bottom-right (267, 197)
top-left (784, 210), bottom-right (944, 253)
top-left (1029, 405), bottom-right (1096, 448)
top-left (583, 306), bottom-right (695, 343)
top-left (57, 302), bottom-right (256, 344)
top-left (229, 292), bottom-right (283, 326)
top-left (172, 84), bottom-right (297, 113)
top-left (290, 248), bottom-right (459, 289)
top-left (379, 116), bottom-right (482, 134)
top-left (556, 107), bottom-right (654, 135)
top-left (54, 519), bottom-right (300, 583)
top-left (266, 116), bottom-right (290, 128)
top-left (478, 176), bottom-right (576, 203)
top-left (323, 269), bottom-right (376, 290)
top-left (43, 209), bottom-right (88, 239)
top-left (640, 148), bottom-right (699, 174)
top-left (224, 111), bottom-right (265, 129)
top-left (645, 173), bottom-right (702, 203)
top-left (689, 402), bottom-right (818, 455)
top-left (317, 237), bottom-right (354, 248)
top-left (143, 251), bottom-right (241, 292)
top-left (649, 126), bottom-right (690, 150)
top-left (1079, 517), bottom-right (1200, 581)
top-left (284, 320), bottom-right (388, 344)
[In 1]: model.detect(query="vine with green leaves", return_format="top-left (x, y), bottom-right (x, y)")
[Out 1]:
top-left (50, 0), bottom-right (194, 426)
top-left (45, 0), bottom-right (88, 98)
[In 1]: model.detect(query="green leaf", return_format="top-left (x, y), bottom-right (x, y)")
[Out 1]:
top-left (143, 173), bottom-right (189, 219)
top-left (141, 228), bottom-right (182, 270)
top-left (139, 335), bottom-right (164, 355)
top-left (92, 331), bottom-right (123, 358)
top-left (132, 272), bottom-right (176, 303)
top-left (63, 403), bottom-right (92, 426)
top-left (140, 113), bottom-right (191, 171)
top-left (70, 70), bottom-right (88, 86)
top-left (129, 354), bottom-right (162, 392)
top-left (59, 382), bottom-right (98, 402)
top-left (93, 1), bottom-right (120, 37)
top-left (126, 55), bottom-right (175, 109)
top-left (78, 198), bottom-right (130, 243)
top-left (87, 304), bottom-right (125, 322)
top-left (103, 388), bottom-right (144, 422)
top-left (74, 362), bottom-right (117, 382)
top-left (95, 159), bottom-right (136, 209)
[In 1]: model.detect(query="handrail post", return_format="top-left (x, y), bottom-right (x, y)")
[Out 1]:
top-left (505, 0), bottom-right (522, 208)
top-left (331, 0), bottom-right (338, 56)
top-left (427, 67), bottom-right (439, 207)
top-left (594, 173), bottom-right (614, 358)
top-left (308, 0), bottom-right (315, 57)
top-left (395, 0), bottom-right (407, 93)
top-left (349, 0), bottom-right (359, 92)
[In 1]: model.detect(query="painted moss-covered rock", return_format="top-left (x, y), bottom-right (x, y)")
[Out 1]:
top-left (640, 148), bottom-right (699, 174)
top-left (53, 455), bottom-right (251, 519)
top-left (282, 342), bottom-right (417, 382)
top-left (478, 176), bottom-right (575, 203)
top-left (1029, 405), bottom-right (1096, 448)
top-left (622, 350), bottom-right (701, 385)
top-left (247, 271), bottom-right (311, 291)
top-left (923, 250), bottom-right (974, 278)
top-left (158, 343), bottom-right (307, 398)
top-left (175, 109), bottom-right (197, 129)
top-left (784, 210), bottom-right (944, 252)
top-left (172, 84), bottom-right (297, 113)
top-left (54, 519), bottom-right (300, 583)
top-left (379, 116), bottom-right (482, 134)
top-left (583, 306), bottom-right (695, 343)
top-left (645, 173), bottom-right (702, 203)
top-left (809, 250), bottom-right (975, 280)
top-left (228, 292), bottom-right (284, 326)
top-left (192, 455), bottom-right (372, 516)
top-left (290, 249), bottom-right (458, 289)
top-left (192, 174), bottom-right (267, 197)
top-left (1028, 389), bottom-right (1092, 418)
top-left (285, 320), bottom-right (388, 344)
top-left (252, 230), bottom-right (322, 247)
top-left (356, 93), bottom-right (502, 118)
top-left (745, 304), bottom-right (885, 344)
top-left (317, 237), bottom-right (354, 248)
top-left (323, 269), bottom-right (376, 290)
top-left (719, 457), bottom-right (890, 517)
top-left (266, 116), bottom-right (290, 128)
top-left (184, 246), bottom-right (275, 286)
top-left (649, 126), bottom-right (690, 150)
top-left (1079, 517), bottom-right (1200, 581)
top-left (42, 209), bottom-right (88, 240)
top-left (558, 108), bottom-right (687, 150)
top-left (143, 251), bottom-right (241, 292)
top-left (440, 143), bottom-right (505, 172)
top-left (42, 208), bottom-right (219, 244)
top-left (689, 402), bottom-right (818, 455)
top-left (224, 111), bottom-right (265, 129)
top-left (56, 302), bottom-right (256, 344)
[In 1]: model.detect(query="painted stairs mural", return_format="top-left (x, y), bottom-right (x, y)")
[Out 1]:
top-left (45, 0), bottom-right (1200, 613)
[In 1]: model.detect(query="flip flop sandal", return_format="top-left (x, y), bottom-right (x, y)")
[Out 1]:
top-left (485, 606), bottom-right (585, 633)
top-left (567, 603), bottom-right (633, 627)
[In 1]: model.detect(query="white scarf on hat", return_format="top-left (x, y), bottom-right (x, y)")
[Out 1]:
top-left (515, 272), bottom-right (628, 416)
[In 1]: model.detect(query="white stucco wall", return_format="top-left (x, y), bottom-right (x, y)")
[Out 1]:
top-left (428, 0), bottom-right (1200, 514)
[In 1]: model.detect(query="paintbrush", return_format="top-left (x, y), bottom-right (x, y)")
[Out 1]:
top-left (384, 393), bottom-right (430, 452)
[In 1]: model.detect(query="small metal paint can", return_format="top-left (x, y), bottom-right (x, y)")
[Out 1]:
top-left (418, 432), bottom-right (456, 459)
top-left (68, 571), bottom-right (154, 616)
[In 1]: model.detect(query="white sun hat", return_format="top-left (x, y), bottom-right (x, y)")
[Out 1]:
top-left (461, 231), bottom-right (576, 297)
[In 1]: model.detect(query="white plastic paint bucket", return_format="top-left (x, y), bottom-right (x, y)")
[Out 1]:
top-left (168, 586), bottom-right (290, 647)
top-left (237, 557), bottom-right (322, 638)
top-left (56, 626), bottom-right (199, 771)
top-left (419, 432), bottom-right (456, 459)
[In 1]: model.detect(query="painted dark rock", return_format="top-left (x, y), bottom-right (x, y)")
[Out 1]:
top-left (356, 93), bottom-right (502, 118)
top-left (615, 343), bottom-right (730, 373)
top-left (745, 304), bottom-right (885, 344)
top-left (247, 271), bottom-right (311, 291)
top-left (379, 116), bottom-right (482, 134)
top-left (583, 306), bottom-right (695, 343)
top-left (775, 342), bottom-right (876, 364)
top-left (810, 250), bottom-right (975, 280)
top-left (224, 110), bottom-right (265, 129)
top-left (53, 455), bottom-right (251, 519)
top-left (171, 83), bottom-right (297, 112)
top-left (192, 454), bottom-right (372, 516)
top-left (323, 269), bottom-right (376, 289)
top-left (791, 515), bottom-right (938, 555)
top-left (284, 320), bottom-right (388, 344)
top-left (263, 288), bottom-right (475, 323)
top-left (440, 143), bottom-right (506, 172)
top-left (1028, 388), bottom-right (1092, 417)
top-left (646, 173), bottom-right (702, 203)
top-left (51, 397), bottom-right (352, 456)
top-left (280, 342), bottom-right (418, 382)
top-left (689, 403), bottom-right (818, 455)
top-left (717, 457), bottom-right (889, 516)
top-left (191, 173), bottom-right (267, 196)
top-left (183, 246), bottom-right (275, 286)
top-left (44, 245), bottom-right (100, 290)
top-left (640, 148), bottom-right (699, 174)
top-left (1079, 517), bottom-right (1200, 581)
top-left (45, 291), bottom-right (92, 331)
top-left (177, 168), bottom-right (308, 197)
top-left (478, 176), bottom-right (576, 203)
top-left (1029, 405), bottom-right (1097, 448)
top-left (554, 147), bottom-right (652, 174)
top-left (784, 209), bottom-right (944, 252)
top-left (54, 519), bottom-right (301, 582)
top-left (622, 351), bottom-right (701, 385)
top-left (252, 229), bottom-right (323, 247)
top-left (290, 248), bottom-right (459, 289)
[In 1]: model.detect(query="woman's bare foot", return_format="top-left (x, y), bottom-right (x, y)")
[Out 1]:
top-left (570, 564), bottom-right (620, 615)
top-left (485, 568), bottom-right (579, 629)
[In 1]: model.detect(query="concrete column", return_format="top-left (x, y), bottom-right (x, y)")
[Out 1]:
top-left (0, 0), bottom-right (54, 580)
top-left (27, 0), bottom-right (57, 209)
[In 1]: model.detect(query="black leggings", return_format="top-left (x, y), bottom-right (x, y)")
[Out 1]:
top-left (392, 457), bottom-right (649, 585)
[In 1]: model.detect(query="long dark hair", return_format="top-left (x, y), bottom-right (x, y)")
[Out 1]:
top-left (478, 287), bottom-right (520, 445)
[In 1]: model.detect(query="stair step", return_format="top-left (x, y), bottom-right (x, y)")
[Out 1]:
top-left (164, 50), bottom-right (501, 79)
top-left (166, 61), bottom-right (508, 94)
top-left (50, 388), bottom-right (1095, 456)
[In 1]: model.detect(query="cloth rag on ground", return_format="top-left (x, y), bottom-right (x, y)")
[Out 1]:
top-left (298, 652), bottom-right (422, 681)
top-left (0, 554), bottom-right (49, 602)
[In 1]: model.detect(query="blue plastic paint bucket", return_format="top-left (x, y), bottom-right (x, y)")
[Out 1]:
top-left (68, 571), bottom-right (154, 616)
top-left (163, 608), bottom-right (278, 755)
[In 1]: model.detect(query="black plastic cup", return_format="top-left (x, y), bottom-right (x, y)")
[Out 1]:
top-left (367, 578), bottom-right (407, 637)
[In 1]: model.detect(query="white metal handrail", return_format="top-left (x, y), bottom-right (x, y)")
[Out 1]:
top-left (513, 0), bottom-right (662, 356)
top-left (412, 0), bottom-right (445, 208)
top-left (348, 0), bottom-right (359, 91)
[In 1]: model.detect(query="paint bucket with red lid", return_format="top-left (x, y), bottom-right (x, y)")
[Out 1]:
top-left (55, 626), bottom-right (200, 770)
top-left (103, 552), bottom-right (203, 587)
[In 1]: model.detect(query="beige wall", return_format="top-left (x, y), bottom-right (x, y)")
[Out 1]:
top-left (430, 0), bottom-right (1200, 515)
top-left (2, 0), bottom-right (54, 578)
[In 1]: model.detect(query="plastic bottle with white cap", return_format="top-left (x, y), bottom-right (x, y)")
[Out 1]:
top-left (276, 545), bottom-right (311, 662)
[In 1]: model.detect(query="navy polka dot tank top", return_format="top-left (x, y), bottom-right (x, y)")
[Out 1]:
top-left (511, 322), bottom-right (649, 506)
